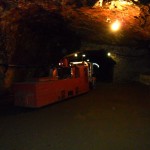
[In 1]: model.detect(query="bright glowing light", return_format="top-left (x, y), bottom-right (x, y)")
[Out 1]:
top-left (74, 53), bottom-right (78, 57)
top-left (87, 59), bottom-right (90, 62)
top-left (82, 54), bottom-right (86, 57)
top-left (59, 63), bottom-right (63, 66)
top-left (111, 20), bottom-right (121, 31)
top-left (107, 52), bottom-right (111, 57)
top-left (70, 61), bottom-right (88, 66)
top-left (71, 61), bottom-right (83, 64)
top-left (93, 63), bottom-right (100, 68)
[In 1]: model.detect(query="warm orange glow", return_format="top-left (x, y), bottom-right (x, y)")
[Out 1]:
top-left (111, 20), bottom-right (121, 31)
top-left (109, 0), bottom-right (135, 10)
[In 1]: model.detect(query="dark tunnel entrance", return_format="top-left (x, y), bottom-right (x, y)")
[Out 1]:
top-left (67, 50), bottom-right (116, 83)
top-left (86, 50), bottom-right (116, 82)
top-left (93, 56), bottom-right (116, 82)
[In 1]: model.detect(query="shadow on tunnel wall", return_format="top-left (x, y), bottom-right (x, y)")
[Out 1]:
top-left (0, 4), bottom-right (82, 92)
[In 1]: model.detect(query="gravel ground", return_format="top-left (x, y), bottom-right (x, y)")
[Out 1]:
top-left (0, 82), bottom-right (150, 150)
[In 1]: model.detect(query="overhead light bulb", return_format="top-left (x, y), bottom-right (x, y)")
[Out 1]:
top-left (74, 53), bottom-right (78, 57)
top-left (111, 20), bottom-right (121, 31)
top-left (82, 54), bottom-right (86, 57)
top-left (107, 52), bottom-right (111, 56)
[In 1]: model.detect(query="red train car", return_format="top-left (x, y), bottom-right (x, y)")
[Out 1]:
top-left (13, 62), bottom-right (94, 108)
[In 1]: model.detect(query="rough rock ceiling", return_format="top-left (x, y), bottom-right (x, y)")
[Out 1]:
top-left (1, 0), bottom-right (150, 48)
top-left (60, 1), bottom-right (150, 47)
top-left (0, 0), bottom-right (150, 66)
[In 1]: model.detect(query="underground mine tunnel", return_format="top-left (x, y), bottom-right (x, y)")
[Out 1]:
top-left (0, 0), bottom-right (150, 96)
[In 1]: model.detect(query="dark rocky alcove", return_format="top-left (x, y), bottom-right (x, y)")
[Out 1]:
top-left (0, 4), bottom-right (81, 92)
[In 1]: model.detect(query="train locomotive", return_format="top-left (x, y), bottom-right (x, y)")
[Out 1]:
top-left (13, 58), bottom-right (96, 108)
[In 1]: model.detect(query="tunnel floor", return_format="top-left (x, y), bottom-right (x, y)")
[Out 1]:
top-left (0, 82), bottom-right (150, 150)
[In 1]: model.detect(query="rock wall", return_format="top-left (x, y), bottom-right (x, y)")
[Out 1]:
top-left (80, 43), bottom-right (150, 83)
top-left (0, 4), bottom-right (81, 94)
top-left (112, 48), bottom-right (150, 82)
